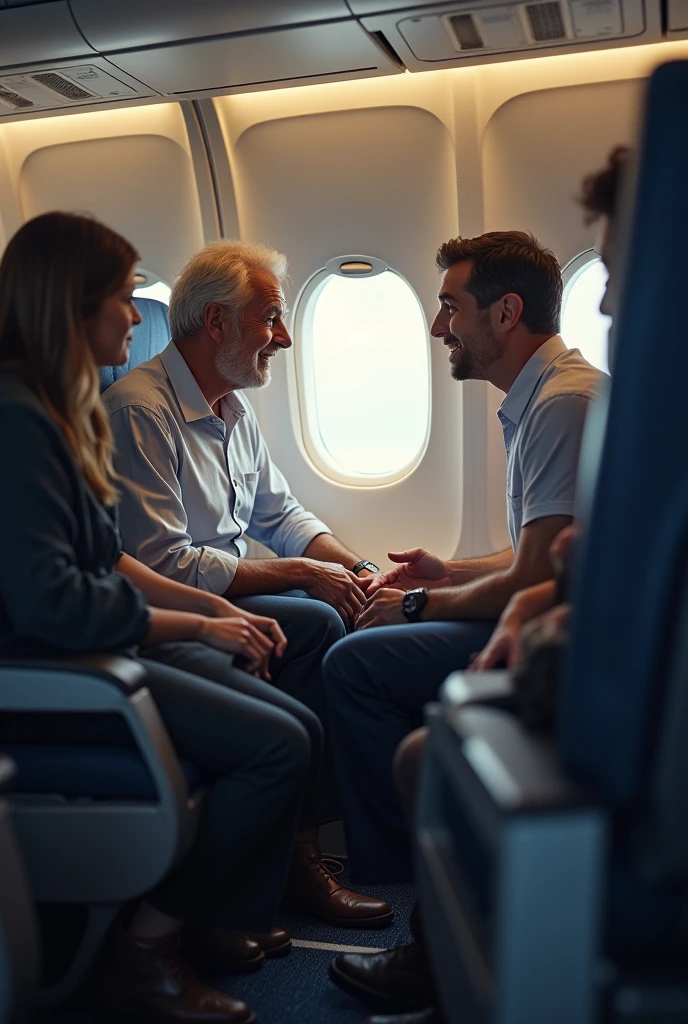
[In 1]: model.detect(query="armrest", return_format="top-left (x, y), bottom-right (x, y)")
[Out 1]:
top-left (0, 754), bottom-right (16, 792)
top-left (441, 670), bottom-right (516, 713)
top-left (0, 657), bottom-right (149, 712)
top-left (0, 655), bottom-right (146, 694)
top-left (438, 702), bottom-right (595, 814)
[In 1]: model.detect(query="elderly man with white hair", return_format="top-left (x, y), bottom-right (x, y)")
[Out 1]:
top-left (103, 240), bottom-right (392, 945)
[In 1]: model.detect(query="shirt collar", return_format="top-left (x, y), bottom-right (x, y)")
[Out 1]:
top-left (159, 342), bottom-right (245, 424)
top-left (498, 334), bottom-right (567, 427)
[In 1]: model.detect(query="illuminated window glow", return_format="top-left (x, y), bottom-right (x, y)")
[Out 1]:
top-left (134, 280), bottom-right (171, 305)
top-left (297, 268), bottom-right (430, 482)
top-left (561, 255), bottom-right (611, 374)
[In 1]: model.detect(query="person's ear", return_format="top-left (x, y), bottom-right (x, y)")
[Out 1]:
top-left (494, 293), bottom-right (523, 332)
top-left (203, 302), bottom-right (227, 345)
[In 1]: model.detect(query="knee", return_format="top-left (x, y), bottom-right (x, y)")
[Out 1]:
top-left (393, 727), bottom-right (428, 820)
top-left (322, 632), bottom-right (368, 698)
top-left (269, 715), bottom-right (312, 782)
top-left (309, 599), bottom-right (347, 648)
top-left (293, 703), bottom-right (324, 758)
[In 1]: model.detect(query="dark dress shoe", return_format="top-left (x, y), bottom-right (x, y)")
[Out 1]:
top-left (185, 929), bottom-right (265, 971)
top-left (248, 927), bottom-right (292, 957)
top-left (101, 929), bottom-right (256, 1023)
top-left (363, 1012), bottom-right (437, 1024)
top-left (283, 843), bottom-right (393, 928)
top-left (329, 943), bottom-right (434, 1010)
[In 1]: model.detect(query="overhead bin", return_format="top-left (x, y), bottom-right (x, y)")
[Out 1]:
top-left (102, 20), bottom-right (402, 96)
top-left (0, 2), bottom-right (96, 68)
top-left (70, 0), bottom-right (352, 52)
top-left (358, 0), bottom-right (662, 69)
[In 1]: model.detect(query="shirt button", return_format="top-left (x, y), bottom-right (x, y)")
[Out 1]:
top-left (96, 567), bottom-right (107, 578)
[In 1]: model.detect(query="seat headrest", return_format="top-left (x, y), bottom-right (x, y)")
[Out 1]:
top-left (99, 297), bottom-right (171, 393)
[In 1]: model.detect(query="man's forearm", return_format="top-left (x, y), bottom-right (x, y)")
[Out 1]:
top-left (224, 557), bottom-right (307, 597)
top-left (445, 548), bottom-right (514, 585)
top-left (302, 532), bottom-right (362, 571)
top-left (424, 565), bottom-right (535, 622)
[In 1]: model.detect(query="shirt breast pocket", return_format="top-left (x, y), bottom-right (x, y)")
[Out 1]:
top-left (236, 471), bottom-right (260, 516)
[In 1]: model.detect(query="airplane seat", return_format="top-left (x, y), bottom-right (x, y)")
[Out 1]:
top-left (0, 657), bottom-right (204, 1006)
top-left (0, 755), bottom-right (39, 1023)
top-left (99, 297), bottom-right (170, 392)
top-left (416, 60), bottom-right (688, 1024)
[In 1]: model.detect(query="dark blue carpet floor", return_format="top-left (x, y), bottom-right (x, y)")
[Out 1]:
top-left (17, 876), bottom-right (416, 1024)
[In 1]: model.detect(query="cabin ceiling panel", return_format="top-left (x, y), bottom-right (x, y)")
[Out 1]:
top-left (483, 78), bottom-right (643, 267)
top-left (104, 21), bottom-right (400, 96)
top-left (232, 104), bottom-right (464, 560)
top-left (18, 133), bottom-right (204, 281)
top-left (71, 0), bottom-right (351, 52)
top-left (0, 2), bottom-right (96, 68)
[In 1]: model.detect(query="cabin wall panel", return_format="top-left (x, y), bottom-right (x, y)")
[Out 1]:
top-left (0, 103), bottom-right (205, 284)
top-left (482, 79), bottom-right (643, 266)
top-left (227, 103), bottom-right (462, 565)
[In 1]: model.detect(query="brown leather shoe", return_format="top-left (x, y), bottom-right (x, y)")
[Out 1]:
top-left (184, 929), bottom-right (265, 972)
top-left (329, 943), bottom-right (433, 1010)
top-left (101, 929), bottom-right (255, 1023)
top-left (283, 843), bottom-right (393, 928)
top-left (248, 927), bottom-right (292, 957)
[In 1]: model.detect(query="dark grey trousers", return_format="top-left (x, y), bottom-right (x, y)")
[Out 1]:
top-left (225, 590), bottom-right (346, 824)
top-left (137, 651), bottom-right (311, 931)
top-left (323, 619), bottom-right (497, 883)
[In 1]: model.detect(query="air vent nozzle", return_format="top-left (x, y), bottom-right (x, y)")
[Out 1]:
top-left (448, 13), bottom-right (486, 49)
top-left (526, 2), bottom-right (568, 39)
top-left (30, 72), bottom-right (94, 102)
top-left (0, 84), bottom-right (34, 110)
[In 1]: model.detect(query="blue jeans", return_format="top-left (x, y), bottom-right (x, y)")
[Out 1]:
top-left (323, 619), bottom-right (497, 882)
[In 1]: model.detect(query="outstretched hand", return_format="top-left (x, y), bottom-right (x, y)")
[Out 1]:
top-left (365, 548), bottom-right (452, 597)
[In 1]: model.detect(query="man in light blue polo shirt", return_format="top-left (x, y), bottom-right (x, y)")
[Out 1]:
top-left (323, 231), bottom-right (604, 887)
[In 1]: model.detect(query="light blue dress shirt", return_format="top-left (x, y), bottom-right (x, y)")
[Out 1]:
top-left (103, 342), bottom-right (332, 594)
top-left (497, 335), bottom-right (605, 550)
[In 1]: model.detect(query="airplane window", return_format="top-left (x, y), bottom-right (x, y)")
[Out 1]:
top-left (296, 267), bottom-right (430, 483)
top-left (561, 252), bottom-right (611, 374)
top-left (133, 274), bottom-right (171, 305)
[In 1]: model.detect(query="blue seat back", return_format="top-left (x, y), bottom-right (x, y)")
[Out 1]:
top-left (561, 61), bottom-right (688, 809)
top-left (99, 297), bottom-right (170, 392)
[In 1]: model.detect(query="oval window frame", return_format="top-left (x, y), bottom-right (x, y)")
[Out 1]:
top-left (561, 248), bottom-right (611, 374)
top-left (292, 255), bottom-right (431, 487)
top-left (134, 268), bottom-right (171, 305)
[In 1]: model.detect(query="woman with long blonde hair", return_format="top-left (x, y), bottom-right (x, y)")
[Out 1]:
top-left (0, 212), bottom-right (320, 1024)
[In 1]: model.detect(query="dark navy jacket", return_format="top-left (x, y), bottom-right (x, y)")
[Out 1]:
top-left (0, 374), bottom-right (149, 658)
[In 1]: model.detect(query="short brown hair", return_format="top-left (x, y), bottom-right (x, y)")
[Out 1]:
top-left (435, 230), bottom-right (562, 335)
top-left (578, 146), bottom-right (630, 225)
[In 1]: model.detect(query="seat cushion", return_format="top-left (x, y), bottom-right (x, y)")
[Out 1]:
top-left (100, 297), bottom-right (170, 393)
top-left (2, 745), bottom-right (200, 800)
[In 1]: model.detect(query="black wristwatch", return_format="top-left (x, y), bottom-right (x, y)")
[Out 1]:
top-left (352, 560), bottom-right (380, 576)
top-left (402, 588), bottom-right (429, 623)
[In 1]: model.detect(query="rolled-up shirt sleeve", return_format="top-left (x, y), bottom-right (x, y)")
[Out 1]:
top-left (109, 405), bottom-right (239, 592)
top-left (0, 407), bottom-right (149, 652)
top-left (243, 407), bottom-right (332, 557)
top-left (519, 393), bottom-right (593, 528)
